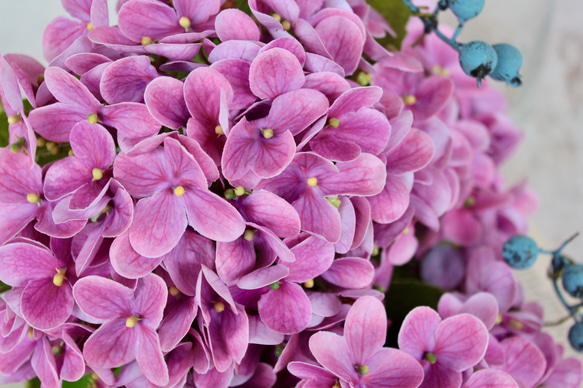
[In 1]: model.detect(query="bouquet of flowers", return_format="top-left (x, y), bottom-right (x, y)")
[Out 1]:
top-left (0, 0), bottom-right (581, 387)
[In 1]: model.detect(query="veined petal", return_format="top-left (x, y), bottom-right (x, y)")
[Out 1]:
top-left (385, 128), bottom-right (434, 175)
top-left (314, 15), bottom-right (363, 75)
top-left (44, 66), bottom-right (100, 110)
top-left (322, 258), bottom-right (375, 289)
top-left (129, 190), bottom-right (188, 258)
top-left (110, 233), bottom-right (164, 279)
top-left (118, 0), bottom-right (181, 42)
top-left (216, 238), bottom-right (256, 285)
top-left (73, 276), bottom-right (134, 320)
top-left (309, 331), bottom-right (358, 384)
top-left (101, 102), bottom-right (161, 139)
top-left (43, 157), bottom-right (90, 201)
top-left (463, 369), bottom-right (518, 388)
top-left (22, 278), bottom-right (74, 330)
top-left (159, 297), bottom-right (197, 352)
top-left (183, 189), bottom-right (245, 242)
top-left (184, 67), bottom-right (233, 129)
top-left (434, 314), bottom-right (489, 371)
top-left (237, 264), bottom-right (289, 290)
top-left (114, 148), bottom-right (170, 198)
top-left (42, 17), bottom-right (87, 62)
top-left (135, 325), bottom-right (169, 386)
top-left (31, 337), bottom-right (59, 388)
top-left (221, 118), bottom-right (260, 180)
top-left (174, 0), bottom-right (220, 26)
top-left (101, 56), bottom-right (158, 104)
top-left (144, 77), bottom-right (189, 130)
top-left (368, 175), bottom-right (411, 224)
top-left (398, 306), bottom-right (441, 360)
top-left (28, 102), bottom-right (90, 142)
top-left (215, 9), bottom-right (260, 42)
top-left (318, 153), bottom-right (387, 196)
top-left (249, 48), bottom-right (305, 99)
top-left (345, 296), bottom-right (387, 365)
top-left (133, 274), bottom-right (168, 328)
top-left (363, 347), bottom-right (424, 388)
top-left (0, 242), bottom-right (57, 286)
top-left (84, 319), bottom-right (138, 368)
top-left (285, 235), bottom-right (335, 282)
top-left (237, 190), bottom-right (300, 238)
top-left (293, 188), bottom-right (342, 244)
top-left (70, 122), bottom-right (116, 170)
top-left (258, 281), bottom-right (311, 334)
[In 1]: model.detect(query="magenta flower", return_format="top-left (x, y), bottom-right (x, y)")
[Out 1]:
top-left (463, 369), bottom-right (518, 388)
top-left (492, 336), bottom-right (546, 388)
top-left (257, 152), bottom-right (386, 243)
top-left (43, 122), bottom-right (114, 210)
top-left (310, 296), bottom-right (424, 387)
top-left (28, 67), bottom-right (160, 143)
top-left (398, 306), bottom-right (489, 388)
top-left (114, 136), bottom-right (245, 257)
top-left (0, 240), bottom-right (74, 330)
top-left (73, 274), bottom-right (169, 386)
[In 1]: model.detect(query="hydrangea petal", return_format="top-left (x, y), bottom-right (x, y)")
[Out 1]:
top-left (249, 48), bottom-right (304, 99)
top-left (73, 276), bottom-right (134, 320)
top-left (21, 278), bottom-right (73, 330)
top-left (0, 243), bottom-right (57, 286)
top-left (101, 56), bottom-right (158, 104)
top-left (363, 347), bottom-right (424, 388)
top-left (118, 0), bottom-right (181, 42)
top-left (464, 369), bottom-right (518, 388)
top-left (83, 319), bottom-right (138, 368)
top-left (129, 190), bottom-right (187, 258)
top-left (258, 281), bottom-right (311, 334)
top-left (322, 258), bottom-right (374, 289)
top-left (135, 325), bottom-right (169, 386)
top-left (293, 188), bottom-right (342, 244)
top-left (215, 9), bottom-right (260, 41)
top-left (285, 235), bottom-right (335, 282)
top-left (398, 306), bottom-right (441, 360)
top-left (309, 331), bottom-right (357, 384)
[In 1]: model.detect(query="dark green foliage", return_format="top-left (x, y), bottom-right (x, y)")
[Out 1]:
top-left (367, 0), bottom-right (411, 50)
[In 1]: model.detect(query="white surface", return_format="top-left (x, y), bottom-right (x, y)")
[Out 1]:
top-left (0, 0), bottom-right (582, 386)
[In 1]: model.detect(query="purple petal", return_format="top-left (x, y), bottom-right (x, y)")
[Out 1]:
top-left (73, 276), bottom-right (134, 320)
top-left (237, 264), bottom-right (290, 290)
top-left (60, 334), bottom-right (86, 382)
top-left (441, 209), bottom-right (483, 246)
top-left (335, 197), bottom-right (356, 253)
top-left (84, 319), bottom-right (138, 368)
top-left (216, 237), bottom-right (256, 285)
top-left (183, 189), bottom-right (245, 242)
top-left (237, 190), bottom-right (301, 238)
top-left (345, 296), bottom-right (387, 365)
top-left (368, 175), bottom-right (411, 224)
top-left (410, 76), bottom-right (453, 122)
top-left (304, 72), bottom-right (351, 103)
top-left (207, 303), bottom-right (249, 371)
top-left (258, 281), bottom-right (311, 334)
top-left (293, 188), bottom-right (342, 244)
top-left (385, 128), bottom-right (434, 175)
top-left (135, 325), bottom-right (169, 386)
top-left (434, 314), bottom-right (489, 371)
top-left (129, 190), bottom-right (187, 258)
top-left (174, 0), bottom-right (220, 26)
top-left (31, 337), bottom-right (59, 388)
top-left (249, 48), bottom-right (304, 99)
top-left (260, 37), bottom-right (306, 66)
top-left (285, 235), bottom-right (335, 282)
top-left (65, 53), bottom-right (111, 75)
top-left (318, 153), bottom-right (387, 196)
top-left (159, 296), bottom-right (197, 352)
top-left (21, 278), bottom-right (73, 330)
top-left (322, 258), bottom-right (374, 289)
top-left (101, 102), bottom-right (161, 138)
top-left (363, 347), bottom-right (424, 388)
top-left (215, 9), bottom-right (260, 41)
top-left (211, 59), bottom-right (256, 111)
top-left (28, 102), bottom-right (90, 142)
top-left (464, 369), bottom-right (518, 388)
top-left (118, 0), bottom-right (181, 42)
top-left (497, 336), bottom-right (546, 388)
top-left (42, 17), bottom-right (87, 62)
top-left (314, 15), bottom-right (363, 75)
top-left (101, 56), bottom-right (158, 104)
top-left (309, 331), bottom-right (357, 384)
top-left (43, 156), bottom-right (90, 201)
top-left (145, 76), bottom-right (189, 129)
top-left (132, 274), bottom-right (168, 328)
top-left (420, 363), bottom-right (462, 388)
top-left (398, 306), bottom-right (441, 360)
top-left (184, 67), bottom-right (233, 130)
top-left (44, 66), bottom-right (100, 110)
top-left (0, 243), bottom-right (57, 286)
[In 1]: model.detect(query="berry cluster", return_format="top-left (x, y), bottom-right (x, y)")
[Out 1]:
top-left (503, 233), bottom-right (583, 352)
top-left (0, 0), bottom-right (580, 387)
top-left (402, 0), bottom-right (523, 87)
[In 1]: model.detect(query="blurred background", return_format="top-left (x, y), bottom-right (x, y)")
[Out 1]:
top-left (0, 0), bottom-right (582, 385)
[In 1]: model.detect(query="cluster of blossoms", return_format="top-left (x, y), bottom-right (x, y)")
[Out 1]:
top-left (0, 0), bottom-right (581, 387)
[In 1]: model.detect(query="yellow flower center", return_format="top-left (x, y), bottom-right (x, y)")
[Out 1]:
top-left (126, 315), bottom-right (140, 328)
top-left (355, 365), bottom-right (369, 375)
top-left (508, 319), bottom-right (524, 331)
top-left (356, 71), bottom-right (372, 86)
top-left (7, 113), bottom-right (21, 125)
top-left (234, 186), bottom-right (245, 196)
top-left (26, 193), bottom-right (42, 204)
top-left (307, 177), bottom-right (318, 187)
top-left (179, 16), bottom-right (191, 32)
top-left (261, 128), bottom-right (274, 139)
top-left (244, 229), bottom-right (255, 241)
top-left (432, 65), bottom-right (450, 77)
top-left (215, 125), bottom-right (224, 135)
top-left (281, 20), bottom-right (291, 30)
top-left (213, 301), bottom-right (225, 313)
top-left (141, 36), bottom-right (153, 46)
top-left (92, 168), bottom-right (103, 181)
top-left (496, 313), bottom-right (503, 325)
top-left (52, 269), bottom-right (67, 287)
top-left (174, 186), bottom-right (185, 196)
top-left (328, 118), bottom-right (340, 128)
top-left (402, 95), bottom-right (416, 106)
top-left (86, 22), bottom-right (94, 31)
top-left (271, 12), bottom-right (282, 22)
top-left (303, 279), bottom-right (314, 288)
top-left (326, 196), bottom-right (341, 208)
top-left (402, 227), bottom-right (410, 235)
top-left (87, 113), bottom-right (99, 124)
top-left (169, 286), bottom-right (180, 296)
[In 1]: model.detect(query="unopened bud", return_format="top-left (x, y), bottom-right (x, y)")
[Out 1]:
top-left (234, 186), bottom-right (245, 196)
top-left (7, 113), bottom-right (21, 125)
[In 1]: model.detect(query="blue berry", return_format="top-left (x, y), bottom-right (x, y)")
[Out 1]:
top-left (562, 264), bottom-right (583, 299)
top-left (568, 322), bottom-right (583, 352)
top-left (490, 43), bottom-right (523, 87)
top-left (459, 41), bottom-right (498, 85)
top-left (502, 235), bottom-right (539, 269)
top-left (447, 0), bottom-right (485, 23)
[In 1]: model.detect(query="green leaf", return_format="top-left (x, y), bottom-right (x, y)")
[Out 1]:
top-left (236, 0), bottom-right (252, 15)
top-left (62, 374), bottom-right (98, 388)
top-left (384, 279), bottom-right (444, 347)
top-left (27, 378), bottom-right (41, 388)
top-left (0, 104), bottom-right (8, 148)
top-left (367, 0), bottom-right (411, 50)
